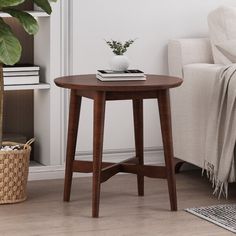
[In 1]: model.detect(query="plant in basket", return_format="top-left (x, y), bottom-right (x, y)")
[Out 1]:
top-left (0, 0), bottom-right (56, 204)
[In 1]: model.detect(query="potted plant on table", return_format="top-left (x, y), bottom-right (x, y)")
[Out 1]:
top-left (105, 39), bottom-right (136, 71)
top-left (0, 0), bottom-right (56, 204)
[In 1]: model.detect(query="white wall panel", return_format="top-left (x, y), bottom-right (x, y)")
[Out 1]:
top-left (70, 0), bottom-right (236, 153)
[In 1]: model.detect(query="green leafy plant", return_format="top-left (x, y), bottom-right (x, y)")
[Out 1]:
top-left (105, 39), bottom-right (135, 55)
top-left (0, 0), bottom-right (57, 146)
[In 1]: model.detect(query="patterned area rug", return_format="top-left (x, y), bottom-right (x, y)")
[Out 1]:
top-left (186, 204), bottom-right (236, 233)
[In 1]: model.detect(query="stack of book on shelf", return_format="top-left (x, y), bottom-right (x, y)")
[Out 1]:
top-left (3, 64), bottom-right (40, 85)
top-left (96, 69), bottom-right (146, 81)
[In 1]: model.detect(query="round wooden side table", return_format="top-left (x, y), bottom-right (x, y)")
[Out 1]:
top-left (54, 74), bottom-right (183, 218)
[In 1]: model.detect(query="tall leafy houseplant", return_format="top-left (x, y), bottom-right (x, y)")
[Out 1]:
top-left (0, 0), bottom-right (56, 147)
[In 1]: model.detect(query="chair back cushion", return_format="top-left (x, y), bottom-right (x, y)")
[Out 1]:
top-left (208, 5), bottom-right (236, 65)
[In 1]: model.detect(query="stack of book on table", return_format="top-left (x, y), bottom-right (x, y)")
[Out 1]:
top-left (3, 64), bottom-right (40, 85)
top-left (96, 69), bottom-right (146, 81)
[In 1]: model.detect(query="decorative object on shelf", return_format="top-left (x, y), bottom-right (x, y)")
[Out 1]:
top-left (0, 0), bottom-right (56, 203)
top-left (96, 69), bottom-right (146, 81)
top-left (105, 39), bottom-right (136, 71)
top-left (3, 64), bottom-right (40, 85)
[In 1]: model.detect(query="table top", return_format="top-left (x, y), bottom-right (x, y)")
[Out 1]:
top-left (54, 74), bottom-right (182, 92)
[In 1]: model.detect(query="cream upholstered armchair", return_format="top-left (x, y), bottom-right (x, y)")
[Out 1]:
top-left (168, 38), bottom-right (225, 168)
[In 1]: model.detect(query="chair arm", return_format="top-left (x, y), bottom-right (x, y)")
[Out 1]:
top-left (168, 38), bottom-right (214, 78)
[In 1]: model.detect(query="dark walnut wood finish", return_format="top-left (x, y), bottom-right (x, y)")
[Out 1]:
top-left (55, 74), bottom-right (183, 218)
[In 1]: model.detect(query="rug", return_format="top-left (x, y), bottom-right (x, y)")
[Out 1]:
top-left (186, 204), bottom-right (236, 233)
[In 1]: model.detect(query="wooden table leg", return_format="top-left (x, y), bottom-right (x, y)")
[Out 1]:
top-left (133, 99), bottom-right (144, 196)
top-left (157, 89), bottom-right (177, 211)
top-left (92, 92), bottom-right (106, 218)
top-left (64, 90), bottom-right (81, 202)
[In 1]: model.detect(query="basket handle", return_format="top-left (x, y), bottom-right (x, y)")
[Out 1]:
top-left (24, 138), bottom-right (35, 149)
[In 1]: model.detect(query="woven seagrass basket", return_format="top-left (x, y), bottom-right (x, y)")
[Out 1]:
top-left (0, 139), bottom-right (34, 204)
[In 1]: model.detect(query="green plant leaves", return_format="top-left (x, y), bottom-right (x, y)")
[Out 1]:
top-left (0, 0), bottom-right (25, 8)
top-left (0, 18), bottom-right (21, 65)
top-left (3, 9), bottom-right (39, 35)
top-left (33, 0), bottom-right (52, 15)
top-left (0, 0), bottom-right (55, 65)
top-left (105, 39), bottom-right (136, 55)
top-left (0, 35), bottom-right (21, 65)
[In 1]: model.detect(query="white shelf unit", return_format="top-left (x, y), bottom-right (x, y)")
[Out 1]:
top-left (3, 2), bottom-right (66, 173)
top-left (33, 3), bottom-right (65, 167)
top-left (4, 83), bottom-right (50, 91)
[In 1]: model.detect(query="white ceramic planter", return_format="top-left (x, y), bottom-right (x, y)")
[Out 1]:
top-left (110, 55), bottom-right (129, 71)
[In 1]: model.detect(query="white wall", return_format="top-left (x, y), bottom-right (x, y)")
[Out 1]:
top-left (69, 0), bottom-right (235, 155)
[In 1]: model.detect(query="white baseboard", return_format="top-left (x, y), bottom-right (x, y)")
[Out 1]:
top-left (28, 147), bottom-right (164, 181)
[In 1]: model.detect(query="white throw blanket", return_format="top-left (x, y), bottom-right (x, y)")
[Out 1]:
top-left (204, 64), bottom-right (236, 198)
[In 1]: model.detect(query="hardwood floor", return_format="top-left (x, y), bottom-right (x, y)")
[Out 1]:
top-left (0, 170), bottom-right (236, 235)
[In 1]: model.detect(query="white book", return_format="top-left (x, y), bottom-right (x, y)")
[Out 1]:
top-left (97, 69), bottom-right (144, 78)
top-left (96, 74), bottom-right (146, 81)
top-left (3, 71), bottom-right (39, 77)
top-left (3, 64), bottom-right (40, 72)
top-left (3, 76), bottom-right (40, 85)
